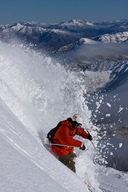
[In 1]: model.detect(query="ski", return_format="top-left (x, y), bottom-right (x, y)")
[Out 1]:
top-left (87, 184), bottom-right (94, 192)
top-left (85, 182), bottom-right (98, 192)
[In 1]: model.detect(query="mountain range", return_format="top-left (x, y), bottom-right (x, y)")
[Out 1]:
top-left (0, 19), bottom-right (128, 54)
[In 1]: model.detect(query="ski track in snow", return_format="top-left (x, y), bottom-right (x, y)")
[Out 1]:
top-left (0, 41), bottom-right (128, 192)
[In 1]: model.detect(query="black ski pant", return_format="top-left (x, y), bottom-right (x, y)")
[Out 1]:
top-left (58, 153), bottom-right (76, 172)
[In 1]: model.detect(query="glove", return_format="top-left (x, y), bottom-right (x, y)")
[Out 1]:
top-left (87, 133), bottom-right (92, 141)
top-left (80, 144), bottom-right (86, 150)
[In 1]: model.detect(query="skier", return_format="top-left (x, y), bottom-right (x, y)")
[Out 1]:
top-left (48, 114), bottom-right (92, 172)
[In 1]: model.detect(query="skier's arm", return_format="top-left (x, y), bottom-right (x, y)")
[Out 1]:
top-left (77, 128), bottom-right (92, 140)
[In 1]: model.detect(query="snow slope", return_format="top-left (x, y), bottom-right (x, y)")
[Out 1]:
top-left (0, 41), bottom-right (128, 192)
top-left (0, 98), bottom-right (88, 192)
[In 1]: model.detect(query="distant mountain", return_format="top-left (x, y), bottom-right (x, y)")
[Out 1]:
top-left (0, 19), bottom-right (128, 53)
top-left (93, 31), bottom-right (128, 43)
top-left (84, 60), bottom-right (128, 91)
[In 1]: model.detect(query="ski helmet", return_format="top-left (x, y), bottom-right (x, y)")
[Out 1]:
top-left (72, 114), bottom-right (84, 125)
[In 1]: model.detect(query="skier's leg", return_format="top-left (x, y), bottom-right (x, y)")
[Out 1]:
top-left (59, 153), bottom-right (76, 172)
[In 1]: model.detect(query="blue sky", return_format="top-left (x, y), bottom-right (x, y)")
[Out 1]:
top-left (0, 0), bottom-right (128, 25)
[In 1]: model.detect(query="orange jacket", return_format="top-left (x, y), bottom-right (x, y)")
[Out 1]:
top-left (51, 118), bottom-right (89, 156)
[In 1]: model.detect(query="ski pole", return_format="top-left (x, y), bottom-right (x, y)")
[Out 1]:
top-left (45, 143), bottom-right (79, 148)
top-left (90, 140), bottom-right (99, 154)
top-left (91, 140), bottom-right (97, 151)
top-left (86, 130), bottom-right (97, 151)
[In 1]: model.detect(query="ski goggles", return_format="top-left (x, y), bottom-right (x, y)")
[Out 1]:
top-left (74, 121), bottom-right (82, 127)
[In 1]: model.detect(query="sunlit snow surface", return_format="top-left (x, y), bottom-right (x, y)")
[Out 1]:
top-left (0, 41), bottom-right (128, 192)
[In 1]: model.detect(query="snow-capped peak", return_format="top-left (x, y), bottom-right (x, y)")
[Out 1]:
top-left (78, 38), bottom-right (98, 44)
top-left (96, 32), bottom-right (128, 43)
top-left (11, 23), bottom-right (24, 31)
top-left (59, 19), bottom-right (94, 28)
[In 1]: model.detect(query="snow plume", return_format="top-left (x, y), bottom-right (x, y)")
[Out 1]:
top-left (0, 41), bottom-right (100, 192)
top-left (69, 42), bottom-right (128, 61)
top-left (0, 41), bottom-right (92, 134)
